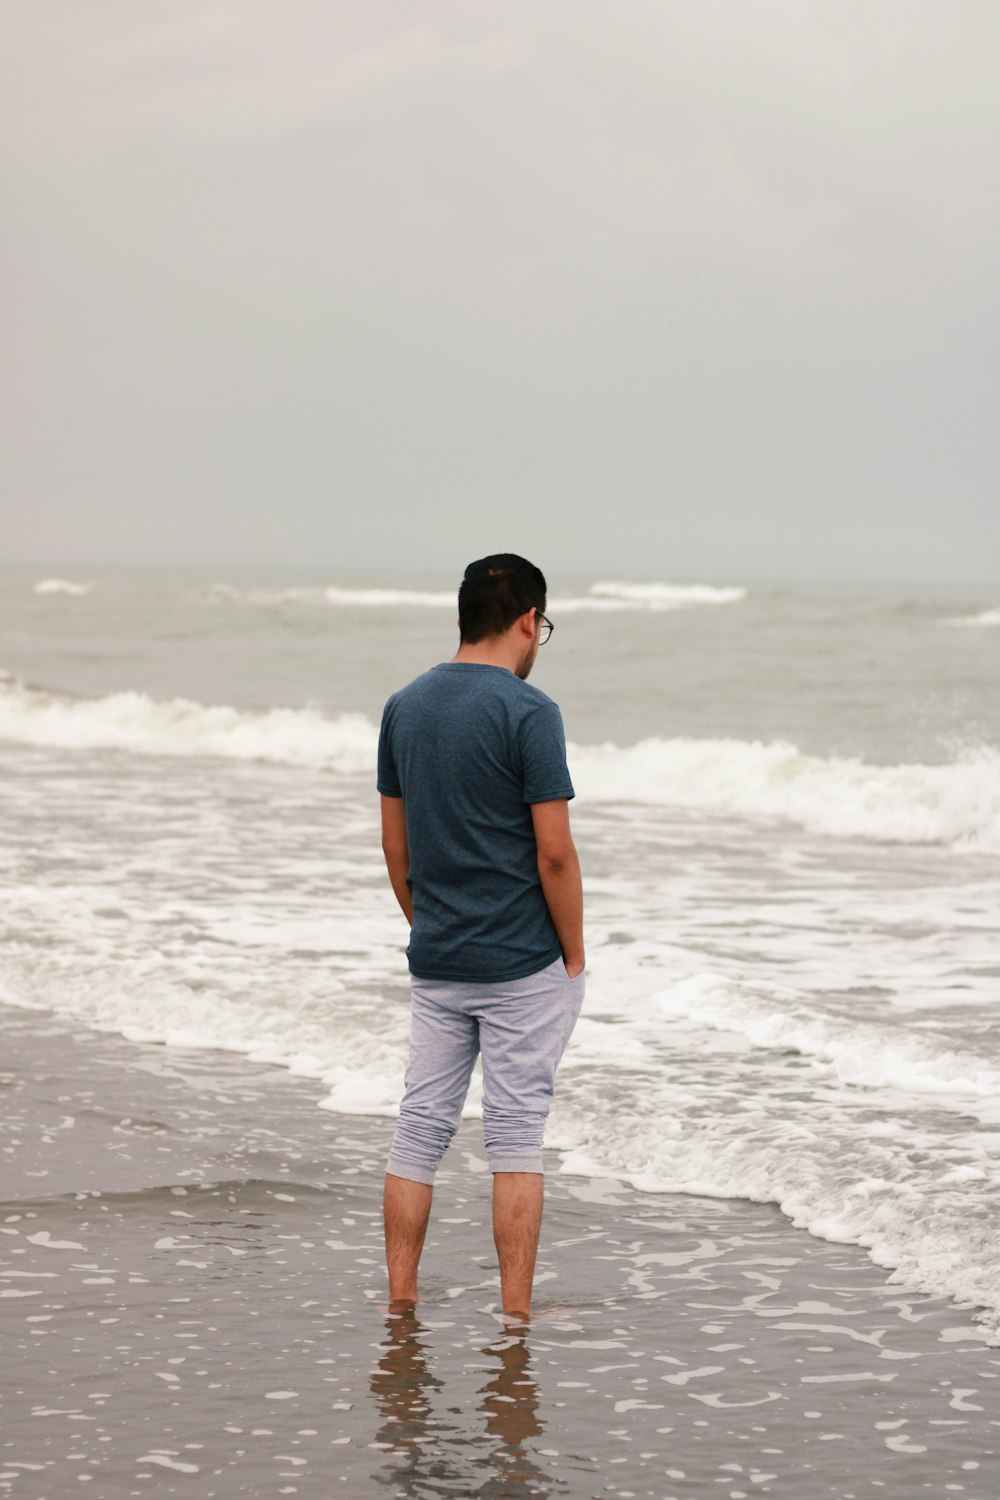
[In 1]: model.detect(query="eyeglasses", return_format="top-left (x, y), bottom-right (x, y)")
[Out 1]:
top-left (536, 612), bottom-right (554, 645)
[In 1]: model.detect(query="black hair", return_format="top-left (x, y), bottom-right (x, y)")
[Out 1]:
top-left (458, 553), bottom-right (547, 644)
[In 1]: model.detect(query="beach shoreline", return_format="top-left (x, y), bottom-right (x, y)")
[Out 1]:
top-left (3, 1006), bottom-right (998, 1499)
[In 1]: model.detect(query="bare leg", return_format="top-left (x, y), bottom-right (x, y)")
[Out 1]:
top-left (492, 1172), bottom-right (543, 1319)
top-left (384, 1173), bottom-right (433, 1304)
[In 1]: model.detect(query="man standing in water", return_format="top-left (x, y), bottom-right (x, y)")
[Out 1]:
top-left (377, 553), bottom-right (585, 1321)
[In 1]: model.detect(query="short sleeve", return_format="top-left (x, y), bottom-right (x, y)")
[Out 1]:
top-left (376, 700), bottom-right (402, 797)
top-left (519, 701), bottom-right (575, 804)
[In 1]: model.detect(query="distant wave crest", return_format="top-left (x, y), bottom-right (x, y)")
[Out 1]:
top-left (204, 582), bottom-right (456, 608)
top-left (943, 605), bottom-right (1000, 628)
top-left (589, 580), bottom-right (747, 607)
top-left (33, 578), bottom-right (93, 596)
top-left (324, 585), bottom-right (456, 607)
top-left (204, 579), bottom-right (747, 612)
top-left (1, 676), bottom-right (996, 849)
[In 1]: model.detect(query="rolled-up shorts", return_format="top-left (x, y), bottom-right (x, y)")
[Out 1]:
top-left (386, 955), bottom-right (586, 1184)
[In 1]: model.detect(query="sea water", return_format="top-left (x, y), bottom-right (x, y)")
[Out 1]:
top-left (1, 562), bottom-right (998, 1334)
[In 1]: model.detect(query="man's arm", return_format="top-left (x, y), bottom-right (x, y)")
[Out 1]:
top-left (380, 794), bottom-right (413, 925)
top-left (531, 799), bottom-right (584, 977)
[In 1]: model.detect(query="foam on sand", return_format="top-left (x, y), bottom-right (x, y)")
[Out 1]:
top-left (555, 976), bottom-right (1000, 1334)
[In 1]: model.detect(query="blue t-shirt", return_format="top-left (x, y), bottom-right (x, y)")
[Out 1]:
top-left (377, 662), bottom-right (575, 982)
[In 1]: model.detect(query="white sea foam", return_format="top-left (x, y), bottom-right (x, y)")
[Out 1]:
top-left (203, 582), bottom-right (451, 608)
top-left (206, 582), bottom-right (327, 606)
top-left (554, 975), bottom-right (1000, 1338)
top-left (323, 585), bottom-right (457, 608)
top-left (200, 581), bottom-right (456, 609)
top-left (554, 580), bottom-right (746, 612)
top-left (546, 595), bottom-right (655, 613)
top-left (0, 676), bottom-right (376, 769)
top-left (570, 736), bottom-right (1000, 851)
top-left (552, 592), bottom-right (743, 613)
top-left (657, 974), bottom-right (1000, 1099)
top-left (589, 580), bottom-right (747, 607)
top-left (205, 583), bottom-right (457, 609)
top-left (32, 578), bottom-right (93, 596)
top-left (2, 677), bottom-right (997, 848)
top-left (943, 605), bottom-right (1000, 627)
top-left (555, 1099), bottom-right (1000, 1338)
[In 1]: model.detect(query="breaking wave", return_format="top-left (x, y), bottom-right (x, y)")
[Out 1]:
top-left (569, 736), bottom-right (1000, 850)
top-left (0, 674), bottom-right (376, 771)
top-left (1, 675), bottom-right (996, 849)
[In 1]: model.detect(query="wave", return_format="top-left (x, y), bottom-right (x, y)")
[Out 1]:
top-left (0, 675), bottom-right (377, 771)
top-left (204, 580), bottom-right (747, 613)
top-left (657, 974), bottom-right (1000, 1098)
top-left (943, 606), bottom-right (1000, 628)
top-left (589, 580), bottom-right (747, 607)
top-left (203, 582), bottom-right (460, 609)
top-left (324, 585), bottom-right (457, 607)
top-left (33, 578), bottom-right (93, 596)
top-left (570, 736), bottom-right (1000, 851)
top-left (2, 676), bottom-right (997, 849)
top-left (556, 996), bottom-right (1000, 1338)
top-left (205, 583), bottom-right (458, 608)
top-left (206, 583), bottom-right (323, 605)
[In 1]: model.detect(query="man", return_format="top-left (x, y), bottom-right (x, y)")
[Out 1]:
top-left (377, 553), bottom-right (585, 1321)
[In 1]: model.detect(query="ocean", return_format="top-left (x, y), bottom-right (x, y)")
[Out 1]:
top-left (2, 560), bottom-right (999, 1337)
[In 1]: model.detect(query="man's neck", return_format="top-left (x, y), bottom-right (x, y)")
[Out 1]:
top-left (450, 612), bottom-right (540, 681)
top-left (451, 640), bottom-right (516, 673)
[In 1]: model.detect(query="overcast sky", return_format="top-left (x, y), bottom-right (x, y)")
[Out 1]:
top-left (1, 1), bottom-right (998, 583)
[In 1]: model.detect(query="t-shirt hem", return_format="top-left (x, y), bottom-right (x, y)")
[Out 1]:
top-left (408, 942), bottom-right (563, 984)
top-left (523, 786), bottom-right (575, 803)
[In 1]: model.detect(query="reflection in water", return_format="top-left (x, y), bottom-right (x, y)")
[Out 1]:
top-left (476, 1328), bottom-right (553, 1498)
top-left (370, 1309), bottom-right (557, 1498)
top-left (370, 1306), bottom-right (446, 1484)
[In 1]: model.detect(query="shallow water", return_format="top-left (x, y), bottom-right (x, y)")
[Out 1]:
top-left (3, 1013), bottom-right (998, 1500)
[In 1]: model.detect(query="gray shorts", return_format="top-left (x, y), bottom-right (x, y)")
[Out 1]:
top-left (386, 956), bottom-right (585, 1183)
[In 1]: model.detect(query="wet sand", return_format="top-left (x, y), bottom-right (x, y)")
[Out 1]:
top-left (2, 1008), bottom-right (998, 1499)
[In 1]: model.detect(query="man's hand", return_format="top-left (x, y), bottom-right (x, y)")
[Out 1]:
top-left (530, 799), bottom-right (584, 977)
